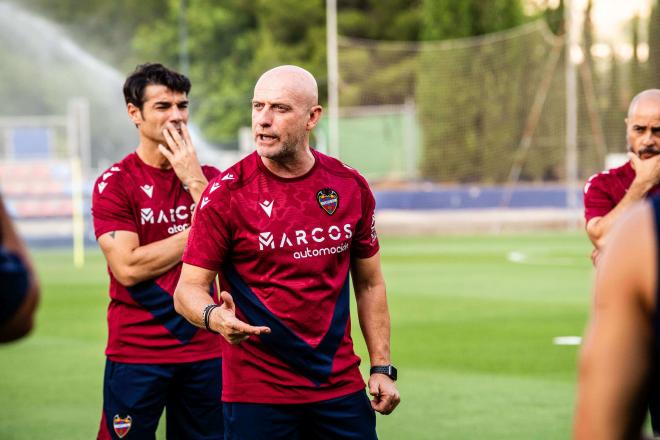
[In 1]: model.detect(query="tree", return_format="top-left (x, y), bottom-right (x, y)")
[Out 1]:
top-left (417, 0), bottom-right (528, 182)
top-left (648, 0), bottom-right (660, 90)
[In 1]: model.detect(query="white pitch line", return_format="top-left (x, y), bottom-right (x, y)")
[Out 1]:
top-left (553, 336), bottom-right (582, 346)
top-left (506, 251), bottom-right (582, 267)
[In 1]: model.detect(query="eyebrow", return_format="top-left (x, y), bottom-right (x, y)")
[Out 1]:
top-left (153, 100), bottom-right (189, 106)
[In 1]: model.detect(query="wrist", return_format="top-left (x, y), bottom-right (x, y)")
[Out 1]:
top-left (370, 364), bottom-right (397, 381)
top-left (630, 178), bottom-right (654, 196)
top-left (202, 303), bottom-right (220, 334)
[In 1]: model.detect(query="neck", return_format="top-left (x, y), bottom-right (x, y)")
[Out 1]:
top-left (261, 147), bottom-right (315, 178)
top-left (136, 139), bottom-right (171, 169)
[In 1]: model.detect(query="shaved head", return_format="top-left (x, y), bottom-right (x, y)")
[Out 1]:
top-left (628, 89), bottom-right (660, 118)
top-left (254, 65), bottom-right (319, 108)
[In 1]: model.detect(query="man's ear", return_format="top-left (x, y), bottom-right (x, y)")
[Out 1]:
top-left (306, 105), bottom-right (323, 130)
top-left (127, 103), bottom-right (143, 127)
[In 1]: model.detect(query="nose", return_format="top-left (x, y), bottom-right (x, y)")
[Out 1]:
top-left (254, 108), bottom-right (272, 128)
top-left (169, 106), bottom-right (185, 123)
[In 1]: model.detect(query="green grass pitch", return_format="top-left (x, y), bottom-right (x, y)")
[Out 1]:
top-left (0, 232), bottom-right (595, 439)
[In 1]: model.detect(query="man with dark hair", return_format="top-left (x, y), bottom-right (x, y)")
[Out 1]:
top-left (174, 65), bottom-right (400, 439)
top-left (0, 194), bottom-right (40, 343)
top-left (584, 89), bottom-right (660, 265)
top-left (92, 63), bottom-right (223, 439)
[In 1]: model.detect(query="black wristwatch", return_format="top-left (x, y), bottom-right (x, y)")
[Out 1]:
top-left (370, 364), bottom-right (397, 381)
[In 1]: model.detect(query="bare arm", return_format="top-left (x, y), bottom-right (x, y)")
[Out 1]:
top-left (351, 252), bottom-right (400, 415)
top-left (575, 202), bottom-right (656, 439)
top-left (174, 263), bottom-right (270, 344)
top-left (587, 153), bottom-right (660, 248)
top-left (97, 229), bottom-right (189, 287)
top-left (0, 195), bottom-right (40, 342)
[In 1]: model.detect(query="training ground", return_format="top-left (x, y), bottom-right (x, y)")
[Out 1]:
top-left (0, 231), bottom-right (597, 439)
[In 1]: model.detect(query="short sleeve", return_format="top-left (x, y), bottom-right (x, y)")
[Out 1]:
top-left (584, 173), bottom-right (615, 222)
top-left (351, 177), bottom-right (380, 259)
top-left (183, 177), bottom-right (232, 271)
top-left (92, 174), bottom-right (136, 238)
top-left (203, 165), bottom-right (222, 181)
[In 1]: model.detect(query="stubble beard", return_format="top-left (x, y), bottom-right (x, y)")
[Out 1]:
top-left (259, 131), bottom-right (306, 165)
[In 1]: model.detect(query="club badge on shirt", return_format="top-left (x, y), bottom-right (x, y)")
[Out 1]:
top-left (317, 188), bottom-right (339, 215)
top-left (113, 414), bottom-right (132, 438)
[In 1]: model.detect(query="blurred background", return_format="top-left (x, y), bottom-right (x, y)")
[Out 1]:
top-left (0, 0), bottom-right (657, 438)
top-left (0, 0), bottom-right (657, 246)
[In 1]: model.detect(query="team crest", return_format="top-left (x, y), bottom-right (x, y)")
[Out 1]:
top-left (317, 188), bottom-right (339, 215)
top-left (113, 414), bottom-right (132, 438)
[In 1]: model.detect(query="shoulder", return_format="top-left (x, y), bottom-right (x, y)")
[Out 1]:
top-left (198, 154), bottom-right (258, 207)
top-left (201, 165), bottom-right (222, 180)
top-left (584, 162), bottom-right (632, 195)
top-left (315, 151), bottom-right (371, 191)
top-left (93, 155), bottom-right (135, 198)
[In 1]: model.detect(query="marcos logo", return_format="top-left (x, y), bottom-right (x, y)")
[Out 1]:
top-left (140, 203), bottom-right (195, 225)
top-left (258, 224), bottom-right (353, 251)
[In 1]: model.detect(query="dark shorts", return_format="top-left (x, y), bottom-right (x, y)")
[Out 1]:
top-left (223, 390), bottom-right (377, 440)
top-left (97, 358), bottom-right (223, 440)
top-left (0, 248), bottom-right (29, 327)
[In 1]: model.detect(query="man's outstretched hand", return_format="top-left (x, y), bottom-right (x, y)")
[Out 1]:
top-left (212, 291), bottom-right (271, 344)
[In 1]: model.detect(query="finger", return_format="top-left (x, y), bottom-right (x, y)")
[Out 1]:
top-left (158, 144), bottom-right (174, 160)
top-left (167, 123), bottom-right (186, 147)
top-left (373, 393), bottom-right (396, 415)
top-left (180, 123), bottom-right (194, 152)
top-left (229, 320), bottom-right (271, 335)
top-left (162, 126), bottom-right (180, 152)
top-left (628, 152), bottom-right (639, 168)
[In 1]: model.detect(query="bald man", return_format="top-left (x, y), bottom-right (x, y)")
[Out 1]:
top-left (574, 196), bottom-right (660, 439)
top-left (174, 65), bottom-right (400, 439)
top-left (584, 89), bottom-right (660, 265)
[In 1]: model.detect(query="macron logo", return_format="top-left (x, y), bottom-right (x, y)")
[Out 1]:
top-left (209, 182), bottom-right (221, 193)
top-left (103, 172), bottom-right (113, 180)
top-left (222, 173), bottom-right (235, 181)
top-left (141, 208), bottom-right (154, 224)
top-left (98, 182), bottom-right (108, 194)
top-left (110, 166), bottom-right (120, 171)
top-left (141, 185), bottom-right (153, 198)
top-left (200, 197), bottom-right (210, 209)
top-left (259, 232), bottom-right (274, 250)
top-left (259, 200), bottom-right (274, 218)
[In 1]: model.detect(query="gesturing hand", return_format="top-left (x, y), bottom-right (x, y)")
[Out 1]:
top-left (159, 123), bottom-right (207, 203)
top-left (368, 374), bottom-right (401, 415)
top-left (212, 291), bottom-right (271, 345)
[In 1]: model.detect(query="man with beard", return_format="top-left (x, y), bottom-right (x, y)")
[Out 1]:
top-left (174, 65), bottom-right (400, 439)
top-left (583, 89), bottom-right (660, 265)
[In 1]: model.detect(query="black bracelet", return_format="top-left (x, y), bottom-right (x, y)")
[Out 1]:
top-left (202, 304), bottom-right (220, 334)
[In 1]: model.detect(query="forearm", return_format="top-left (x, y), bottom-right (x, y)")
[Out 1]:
top-left (174, 279), bottom-right (216, 329)
top-left (103, 229), bottom-right (189, 286)
top-left (588, 182), bottom-right (649, 248)
top-left (355, 281), bottom-right (391, 366)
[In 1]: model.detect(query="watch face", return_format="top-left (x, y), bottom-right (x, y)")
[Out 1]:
top-left (389, 365), bottom-right (398, 380)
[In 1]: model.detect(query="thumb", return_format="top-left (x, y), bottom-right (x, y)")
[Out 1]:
top-left (220, 291), bottom-right (235, 312)
top-left (369, 378), bottom-right (380, 397)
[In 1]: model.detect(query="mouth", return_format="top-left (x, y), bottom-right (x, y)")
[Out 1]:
top-left (256, 133), bottom-right (279, 143)
top-left (638, 148), bottom-right (660, 159)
